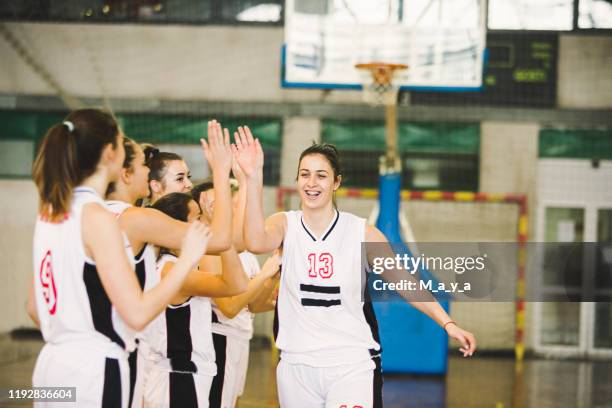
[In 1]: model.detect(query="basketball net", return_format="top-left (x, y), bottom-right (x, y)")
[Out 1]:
top-left (355, 62), bottom-right (407, 107)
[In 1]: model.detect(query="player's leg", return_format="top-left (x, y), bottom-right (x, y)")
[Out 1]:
top-left (209, 332), bottom-right (227, 408)
top-left (325, 357), bottom-right (382, 408)
top-left (129, 344), bottom-right (150, 408)
top-left (209, 334), bottom-right (247, 408)
top-left (233, 337), bottom-right (250, 405)
top-left (276, 359), bottom-right (325, 408)
top-left (194, 372), bottom-right (214, 408)
top-left (33, 344), bottom-right (129, 408)
top-left (142, 365), bottom-right (170, 408)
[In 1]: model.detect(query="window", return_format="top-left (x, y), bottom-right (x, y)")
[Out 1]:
top-left (322, 120), bottom-right (480, 191)
top-left (0, 111), bottom-right (282, 185)
top-left (0, 0), bottom-right (283, 24)
top-left (117, 114), bottom-right (282, 185)
top-left (0, 140), bottom-right (35, 178)
top-left (488, 0), bottom-right (574, 31)
top-left (579, 0), bottom-right (612, 29)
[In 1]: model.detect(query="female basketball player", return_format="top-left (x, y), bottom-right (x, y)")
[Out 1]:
top-left (141, 192), bottom-right (257, 407)
top-left (104, 120), bottom-right (237, 407)
top-left (28, 109), bottom-right (210, 407)
top-left (233, 127), bottom-right (477, 408)
top-left (143, 145), bottom-right (193, 204)
top-left (191, 172), bottom-right (280, 408)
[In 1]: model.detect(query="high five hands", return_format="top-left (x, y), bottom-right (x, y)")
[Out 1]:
top-left (201, 121), bottom-right (262, 179)
top-left (201, 120), bottom-right (233, 177)
top-left (232, 125), bottom-right (264, 178)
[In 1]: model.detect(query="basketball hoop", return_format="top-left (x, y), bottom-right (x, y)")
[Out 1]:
top-left (355, 62), bottom-right (408, 106)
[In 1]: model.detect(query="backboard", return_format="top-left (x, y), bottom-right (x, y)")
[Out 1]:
top-left (282, 0), bottom-right (487, 91)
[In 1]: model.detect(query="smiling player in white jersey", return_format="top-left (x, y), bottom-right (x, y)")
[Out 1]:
top-left (104, 124), bottom-right (235, 408)
top-left (233, 127), bottom-right (477, 408)
top-left (142, 192), bottom-right (249, 407)
top-left (191, 169), bottom-right (280, 408)
top-left (27, 109), bottom-right (209, 407)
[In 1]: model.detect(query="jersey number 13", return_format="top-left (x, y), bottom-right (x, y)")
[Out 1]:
top-left (307, 252), bottom-right (334, 279)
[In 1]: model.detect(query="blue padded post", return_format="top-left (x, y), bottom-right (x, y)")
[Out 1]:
top-left (373, 172), bottom-right (450, 374)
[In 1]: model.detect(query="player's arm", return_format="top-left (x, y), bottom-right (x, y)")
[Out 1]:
top-left (233, 125), bottom-right (286, 253)
top-left (26, 278), bottom-right (39, 328)
top-left (119, 206), bottom-right (212, 253)
top-left (245, 211), bottom-right (286, 254)
top-left (83, 203), bottom-right (209, 331)
top-left (231, 148), bottom-right (248, 253)
top-left (179, 247), bottom-right (249, 298)
top-left (248, 271), bottom-right (279, 313)
top-left (213, 253), bottom-right (280, 318)
top-left (201, 120), bottom-right (234, 253)
top-left (365, 225), bottom-right (476, 357)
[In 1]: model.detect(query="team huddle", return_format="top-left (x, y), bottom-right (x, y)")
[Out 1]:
top-left (27, 108), bottom-right (476, 408)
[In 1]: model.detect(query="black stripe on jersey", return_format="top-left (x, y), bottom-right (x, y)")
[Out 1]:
top-left (134, 257), bottom-right (146, 291)
top-left (300, 217), bottom-right (316, 241)
top-left (321, 211), bottom-right (340, 241)
top-left (273, 293), bottom-right (279, 342)
top-left (169, 372), bottom-right (198, 408)
top-left (134, 244), bottom-right (147, 261)
top-left (102, 357), bottom-right (122, 408)
top-left (362, 269), bottom-right (382, 353)
top-left (300, 284), bottom-right (341, 294)
top-left (83, 264), bottom-right (126, 349)
top-left (300, 210), bottom-right (340, 242)
top-left (301, 298), bottom-right (341, 307)
top-left (128, 348), bottom-right (137, 407)
top-left (209, 333), bottom-right (227, 408)
top-left (372, 355), bottom-right (383, 408)
top-left (166, 304), bottom-right (197, 373)
top-left (133, 245), bottom-right (147, 289)
top-left (211, 310), bottom-right (220, 324)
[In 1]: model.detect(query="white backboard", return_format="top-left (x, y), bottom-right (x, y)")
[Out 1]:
top-left (283, 0), bottom-right (487, 90)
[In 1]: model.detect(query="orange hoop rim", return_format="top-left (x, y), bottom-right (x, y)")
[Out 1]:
top-left (355, 62), bottom-right (408, 86)
top-left (355, 62), bottom-right (408, 70)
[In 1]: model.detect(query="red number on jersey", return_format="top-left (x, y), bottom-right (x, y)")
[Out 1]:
top-left (307, 253), bottom-right (317, 278)
top-left (318, 252), bottom-right (333, 278)
top-left (39, 250), bottom-right (57, 315)
top-left (307, 252), bottom-right (334, 279)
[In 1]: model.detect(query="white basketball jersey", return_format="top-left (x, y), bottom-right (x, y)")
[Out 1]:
top-left (275, 210), bottom-right (381, 367)
top-left (33, 187), bottom-right (136, 354)
top-left (106, 200), bottom-right (159, 292)
top-left (144, 254), bottom-right (217, 376)
top-left (211, 251), bottom-right (260, 340)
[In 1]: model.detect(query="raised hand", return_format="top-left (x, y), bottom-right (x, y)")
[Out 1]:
top-left (232, 125), bottom-right (264, 178)
top-left (198, 194), bottom-right (214, 225)
top-left (201, 120), bottom-right (233, 177)
top-left (231, 155), bottom-right (246, 183)
top-left (179, 221), bottom-right (211, 268)
top-left (446, 323), bottom-right (476, 357)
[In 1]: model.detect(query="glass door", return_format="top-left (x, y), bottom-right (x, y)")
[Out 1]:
top-left (539, 207), bottom-right (585, 351)
top-left (537, 206), bottom-right (612, 357)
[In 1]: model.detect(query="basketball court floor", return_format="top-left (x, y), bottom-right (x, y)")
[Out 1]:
top-left (1, 334), bottom-right (611, 407)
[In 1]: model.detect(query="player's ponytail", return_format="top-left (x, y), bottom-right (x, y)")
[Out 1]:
top-left (106, 137), bottom-right (138, 196)
top-left (33, 109), bottom-right (119, 221)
